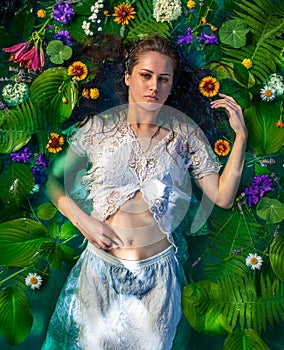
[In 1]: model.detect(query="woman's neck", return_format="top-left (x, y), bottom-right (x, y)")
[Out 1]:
top-left (126, 102), bottom-right (161, 126)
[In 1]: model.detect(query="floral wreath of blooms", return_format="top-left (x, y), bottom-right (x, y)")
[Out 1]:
top-left (0, 0), bottom-right (283, 348)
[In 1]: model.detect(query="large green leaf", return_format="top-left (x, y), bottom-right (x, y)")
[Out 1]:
top-left (0, 100), bottom-right (38, 153)
top-left (0, 162), bottom-right (34, 208)
top-left (223, 328), bottom-right (270, 350)
top-left (44, 242), bottom-right (77, 270)
top-left (269, 235), bottom-right (284, 281)
top-left (0, 218), bottom-right (50, 267)
top-left (219, 19), bottom-right (249, 48)
top-left (256, 198), bottom-right (284, 224)
top-left (0, 287), bottom-right (33, 345)
top-left (30, 67), bottom-right (79, 124)
top-left (46, 40), bottom-right (72, 65)
top-left (245, 102), bottom-right (284, 155)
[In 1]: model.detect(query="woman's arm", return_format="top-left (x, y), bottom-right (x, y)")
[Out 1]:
top-left (45, 148), bottom-right (124, 249)
top-left (197, 93), bottom-right (247, 209)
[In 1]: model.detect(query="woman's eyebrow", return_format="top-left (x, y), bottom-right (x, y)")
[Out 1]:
top-left (139, 68), bottom-right (171, 76)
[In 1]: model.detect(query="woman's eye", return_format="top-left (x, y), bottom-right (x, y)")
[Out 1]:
top-left (159, 77), bottom-right (169, 83)
top-left (141, 74), bottom-right (151, 79)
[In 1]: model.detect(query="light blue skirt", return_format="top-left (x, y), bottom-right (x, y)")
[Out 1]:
top-left (42, 243), bottom-right (184, 350)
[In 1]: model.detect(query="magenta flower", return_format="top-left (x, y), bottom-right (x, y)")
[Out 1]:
top-left (3, 41), bottom-right (30, 61)
top-left (3, 40), bottom-right (45, 72)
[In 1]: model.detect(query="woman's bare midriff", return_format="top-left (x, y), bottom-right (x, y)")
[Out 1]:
top-left (106, 191), bottom-right (171, 260)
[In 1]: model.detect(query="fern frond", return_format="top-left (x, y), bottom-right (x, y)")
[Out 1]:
top-left (126, 0), bottom-right (171, 42)
top-left (213, 274), bottom-right (284, 333)
top-left (205, 206), bottom-right (263, 279)
top-left (221, 0), bottom-right (284, 82)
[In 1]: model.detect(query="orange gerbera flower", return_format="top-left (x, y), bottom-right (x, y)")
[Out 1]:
top-left (113, 2), bottom-right (136, 25)
top-left (67, 61), bottom-right (88, 81)
top-left (214, 139), bottom-right (231, 156)
top-left (199, 76), bottom-right (220, 97)
top-left (46, 133), bottom-right (65, 153)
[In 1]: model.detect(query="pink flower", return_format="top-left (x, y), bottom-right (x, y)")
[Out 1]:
top-left (3, 40), bottom-right (45, 72)
top-left (3, 41), bottom-right (30, 61)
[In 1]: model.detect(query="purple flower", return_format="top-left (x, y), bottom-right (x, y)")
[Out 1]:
top-left (36, 153), bottom-right (48, 168)
top-left (198, 32), bottom-right (218, 45)
top-left (32, 166), bottom-right (47, 185)
top-left (10, 146), bottom-right (32, 163)
top-left (244, 175), bottom-right (273, 207)
top-left (251, 175), bottom-right (273, 197)
top-left (0, 102), bottom-right (6, 109)
top-left (178, 28), bottom-right (194, 45)
top-left (52, 2), bottom-right (75, 24)
top-left (54, 30), bottom-right (72, 46)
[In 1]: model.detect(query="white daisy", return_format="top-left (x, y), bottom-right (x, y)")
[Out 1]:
top-left (260, 85), bottom-right (276, 101)
top-left (25, 273), bottom-right (43, 290)
top-left (245, 253), bottom-right (263, 270)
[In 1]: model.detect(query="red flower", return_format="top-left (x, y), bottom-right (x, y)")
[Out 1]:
top-left (3, 40), bottom-right (45, 72)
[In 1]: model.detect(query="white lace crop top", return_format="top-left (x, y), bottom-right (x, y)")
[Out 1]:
top-left (67, 109), bottom-right (221, 248)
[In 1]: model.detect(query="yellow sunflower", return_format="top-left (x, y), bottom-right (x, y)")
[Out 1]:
top-left (90, 88), bottom-right (100, 99)
top-left (113, 2), bottom-right (136, 25)
top-left (199, 76), bottom-right (220, 97)
top-left (37, 9), bottom-right (46, 18)
top-left (187, 0), bottom-right (196, 9)
top-left (214, 139), bottom-right (231, 156)
top-left (46, 133), bottom-right (65, 153)
top-left (67, 61), bottom-right (88, 81)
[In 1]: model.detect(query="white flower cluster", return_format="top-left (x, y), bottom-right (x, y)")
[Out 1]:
top-left (260, 73), bottom-right (284, 102)
top-left (82, 0), bottom-right (104, 36)
top-left (153, 0), bottom-right (182, 23)
top-left (2, 82), bottom-right (29, 106)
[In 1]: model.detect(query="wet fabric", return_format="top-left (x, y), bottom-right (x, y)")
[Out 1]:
top-left (42, 244), bottom-right (185, 350)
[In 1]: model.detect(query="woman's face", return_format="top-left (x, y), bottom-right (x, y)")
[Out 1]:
top-left (124, 51), bottom-right (174, 109)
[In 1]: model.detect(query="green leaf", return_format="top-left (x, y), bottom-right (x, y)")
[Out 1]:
top-left (47, 221), bottom-right (59, 239)
top-left (0, 162), bottom-right (34, 208)
top-left (59, 221), bottom-right (78, 240)
top-left (256, 198), bottom-right (284, 224)
top-left (0, 100), bottom-right (38, 153)
top-left (245, 101), bottom-right (284, 155)
top-left (269, 235), bottom-right (284, 281)
top-left (0, 288), bottom-right (33, 345)
top-left (46, 242), bottom-right (77, 270)
top-left (30, 67), bottom-right (78, 124)
top-left (37, 202), bottom-right (57, 220)
top-left (223, 328), bottom-right (270, 350)
top-left (12, 3), bottom-right (35, 40)
top-left (219, 19), bottom-right (249, 48)
top-left (0, 218), bottom-right (49, 267)
top-left (46, 40), bottom-right (73, 65)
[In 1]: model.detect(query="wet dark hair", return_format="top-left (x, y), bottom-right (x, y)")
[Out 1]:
top-left (124, 35), bottom-right (179, 75)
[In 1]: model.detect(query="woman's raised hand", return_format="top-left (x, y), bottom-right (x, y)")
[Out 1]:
top-left (210, 93), bottom-right (247, 137)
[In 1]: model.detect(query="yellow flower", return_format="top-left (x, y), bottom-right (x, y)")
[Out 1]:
top-left (275, 120), bottom-right (283, 128)
top-left (67, 61), bottom-right (88, 81)
top-left (214, 139), bottom-right (231, 156)
top-left (211, 26), bottom-right (218, 32)
top-left (199, 76), bottom-right (220, 97)
top-left (37, 9), bottom-right (46, 18)
top-left (62, 97), bottom-right (68, 103)
top-left (82, 88), bottom-right (90, 99)
top-left (187, 0), bottom-right (196, 9)
top-left (242, 58), bottom-right (253, 69)
top-left (90, 88), bottom-right (100, 99)
top-left (201, 17), bottom-right (207, 24)
top-left (113, 2), bottom-right (136, 25)
top-left (104, 10), bottom-right (111, 16)
top-left (46, 133), bottom-right (65, 153)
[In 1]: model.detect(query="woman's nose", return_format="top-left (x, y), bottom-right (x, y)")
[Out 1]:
top-left (149, 77), bottom-right (158, 92)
